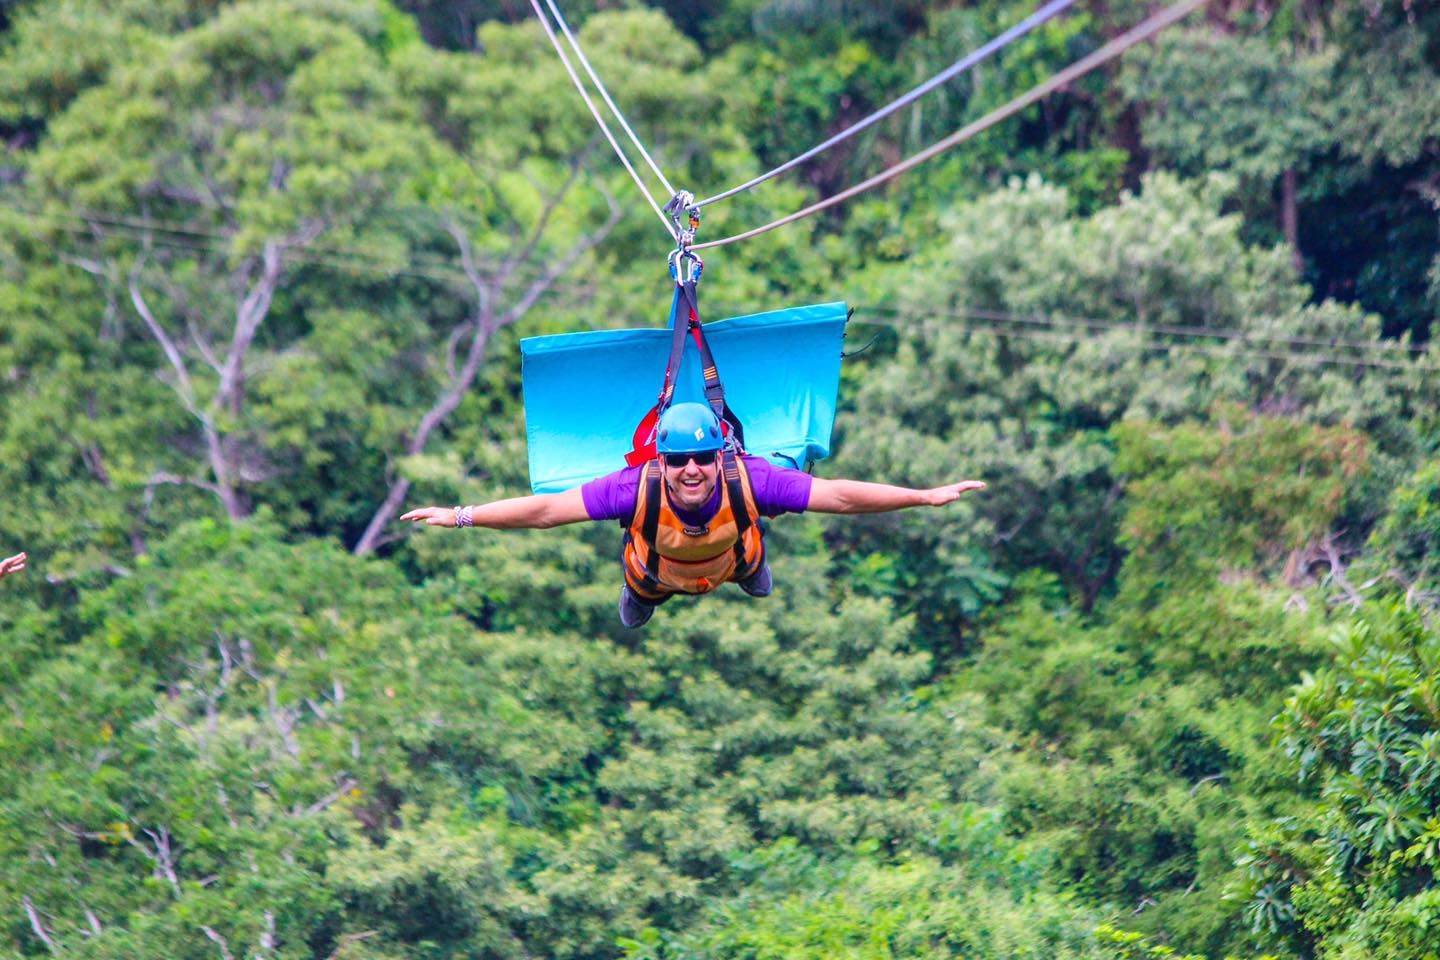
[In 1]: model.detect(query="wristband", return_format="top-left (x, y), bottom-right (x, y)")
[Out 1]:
top-left (454, 505), bottom-right (474, 528)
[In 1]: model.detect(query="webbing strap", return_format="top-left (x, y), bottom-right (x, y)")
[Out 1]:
top-left (680, 281), bottom-right (748, 451)
top-left (722, 449), bottom-right (760, 576)
top-left (658, 285), bottom-right (689, 409)
top-left (637, 461), bottom-right (664, 591)
top-left (677, 281), bottom-right (726, 419)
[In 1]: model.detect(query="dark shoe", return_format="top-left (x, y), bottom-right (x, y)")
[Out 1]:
top-left (619, 585), bottom-right (657, 628)
top-left (737, 562), bottom-right (773, 598)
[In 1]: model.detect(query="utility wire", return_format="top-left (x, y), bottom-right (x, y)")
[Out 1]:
top-left (857, 303), bottom-right (1428, 357)
top-left (694, 0), bottom-right (1079, 209)
top-left (525, 0), bottom-right (677, 240)
top-left (693, 0), bottom-right (1208, 251)
top-left (31, 207), bottom-right (1434, 367)
top-left (851, 309), bottom-right (1440, 374)
top-left (1, 202), bottom-right (496, 277)
top-left (36, 215), bottom-right (1440, 373)
top-left (40, 218), bottom-right (474, 287)
top-left (16, 203), bottom-right (608, 296)
top-left (541, 0), bottom-right (675, 198)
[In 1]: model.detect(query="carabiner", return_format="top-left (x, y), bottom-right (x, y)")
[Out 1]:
top-left (667, 248), bottom-right (703, 285)
top-left (664, 190), bottom-right (700, 249)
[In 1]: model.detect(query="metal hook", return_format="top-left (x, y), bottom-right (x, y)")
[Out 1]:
top-left (666, 247), bottom-right (704, 285)
top-left (664, 190), bottom-right (700, 249)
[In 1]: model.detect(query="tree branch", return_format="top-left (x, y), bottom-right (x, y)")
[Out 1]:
top-left (131, 253), bottom-right (246, 517)
top-left (130, 255), bottom-right (201, 417)
top-left (148, 470), bottom-right (225, 500)
top-left (496, 145), bottom-right (593, 289)
top-left (302, 776), bottom-right (359, 817)
top-left (267, 683), bottom-right (301, 760)
top-left (498, 183), bottom-right (622, 328)
top-left (1321, 532), bottom-right (1363, 608)
top-left (351, 186), bottom-right (620, 555)
top-left (127, 827), bottom-right (181, 897)
top-left (220, 241), bottom-right (284, 419)
top-left (22, 896), bottom-right (58, 954)
top-left (201, 925), bottom-right (235, 960)
top-left (326, 930), bottom-right (379, 960)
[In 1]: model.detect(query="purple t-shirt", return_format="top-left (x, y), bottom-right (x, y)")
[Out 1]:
top-left (581, 455), bottom-right (812, 525)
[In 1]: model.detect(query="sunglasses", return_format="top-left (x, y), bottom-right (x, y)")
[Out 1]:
top-left (663, 451), bottom-right (718, 468)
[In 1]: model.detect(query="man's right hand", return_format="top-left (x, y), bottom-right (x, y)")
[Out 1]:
top-left (0, 552), bottom-right (27, 579)
top-left (399, 507), bottom-right (458, 528)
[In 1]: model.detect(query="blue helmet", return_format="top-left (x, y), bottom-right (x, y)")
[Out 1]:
top-left (657, 402), bottom-right (724, 454)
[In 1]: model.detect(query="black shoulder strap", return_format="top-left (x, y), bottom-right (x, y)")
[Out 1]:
top-left (657, 285), bottom-right (689, 410)
top-left (723, 450), bottom-right (760, 577)
top-left (639, 462), bottom-right (664, 584)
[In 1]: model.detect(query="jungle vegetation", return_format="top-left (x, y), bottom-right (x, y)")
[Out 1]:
top-left (0, 1), bottom-right (1437, 957)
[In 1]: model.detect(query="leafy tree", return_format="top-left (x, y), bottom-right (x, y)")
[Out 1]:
top-left (1240, 604), bottom-right (1440, 959)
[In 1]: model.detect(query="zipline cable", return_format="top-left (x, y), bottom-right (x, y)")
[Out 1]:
top-left (526, 0), bottom-right (677, 240)
top-left (694, 0), bottom-right (1079, 209)
top-left (541, 0), bottom-right (676, 198)
top-left (692, 0), bottom-right (1208, 251)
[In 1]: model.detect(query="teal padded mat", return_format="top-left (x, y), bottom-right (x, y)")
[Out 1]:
top-left (520, 299), bottom-right (847, 493)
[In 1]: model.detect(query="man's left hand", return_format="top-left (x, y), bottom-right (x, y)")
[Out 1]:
top-left (0, 552), bottom-right (27, 579)
top-left (925, 481), bottom-right (986, 506)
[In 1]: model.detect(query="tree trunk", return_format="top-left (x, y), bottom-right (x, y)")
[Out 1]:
top-left (352, 190), bottom-right (620, 556)
top-left (352, 476), bottom-right (412, 557)
top-left (1281, 167), bottom-right (1302, 273)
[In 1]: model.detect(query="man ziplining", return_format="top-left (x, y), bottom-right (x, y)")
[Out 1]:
top-left (407, 0), bottom-right (1196, 630)
top-left (400, 402), bottom-right (984, 628)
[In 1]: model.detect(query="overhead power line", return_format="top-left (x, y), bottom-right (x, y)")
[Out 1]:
top-left (857, 303), bottom-right (1428, 357)
top-left (850, 307), bottom-right (1439, 374)
top-left (25, 202), bottom-right (1433, 368)
top-left (694, 0), bottom-right (1079, 209)
top-left (692, 0), bottom-right (1208, 251)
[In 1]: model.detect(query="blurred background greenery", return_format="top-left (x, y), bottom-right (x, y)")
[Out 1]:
top-left (0, 1), bottom-right (1437, 957)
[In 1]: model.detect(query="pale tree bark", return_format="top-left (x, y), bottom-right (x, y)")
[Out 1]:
top-left (202, 926), bottom-right (235, 960)
top-left (352, 181), bottom-right (621, 555)
top-left (123, 220), bottom-right (322, 521)
top-left (22, 896), bottom-right (58, 954)
top-left (1281, 167), bottom-right (1302, 273)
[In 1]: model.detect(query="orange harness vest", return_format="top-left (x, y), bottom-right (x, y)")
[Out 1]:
top-left (622, 450), bottom-right (766, 600)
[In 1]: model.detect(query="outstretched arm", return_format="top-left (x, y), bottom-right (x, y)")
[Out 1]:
top-left (807, 478), bottom-right (985, 515)
top-left (400, 488), bottom-right (589, 530)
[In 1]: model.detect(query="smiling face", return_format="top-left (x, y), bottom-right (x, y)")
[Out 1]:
top-left (661, 453), bottom-right (720, 512)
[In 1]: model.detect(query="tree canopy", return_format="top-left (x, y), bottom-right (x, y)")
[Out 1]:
top-left (1, 1), bottom-right (1438, 958)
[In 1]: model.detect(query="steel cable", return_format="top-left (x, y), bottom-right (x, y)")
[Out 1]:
top-left (692, 0), bottom-right (1208, 251)
top-left (526, 0), bottom-right (677, 239)
top-left (542, 0), bottom-right (676, 199)
top-left (694, 0), bottom-right (1079, 209)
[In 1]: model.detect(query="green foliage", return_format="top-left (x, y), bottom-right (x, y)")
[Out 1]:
top-left (1241, 605), bottom-right (1440, 959)
top-left (1123, 31), bottom-right (1331, 185)
top-left (952, 411), bottom-right (1376, 955)
top-left (2, 2), bottom-right (1439, 958)
top-left (1362, 458), bottom-right (1440, 601)
top-left (629, 826), bottom-right (1107, 960)
top-left (1114, 410), bottom-right (1368, 587)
